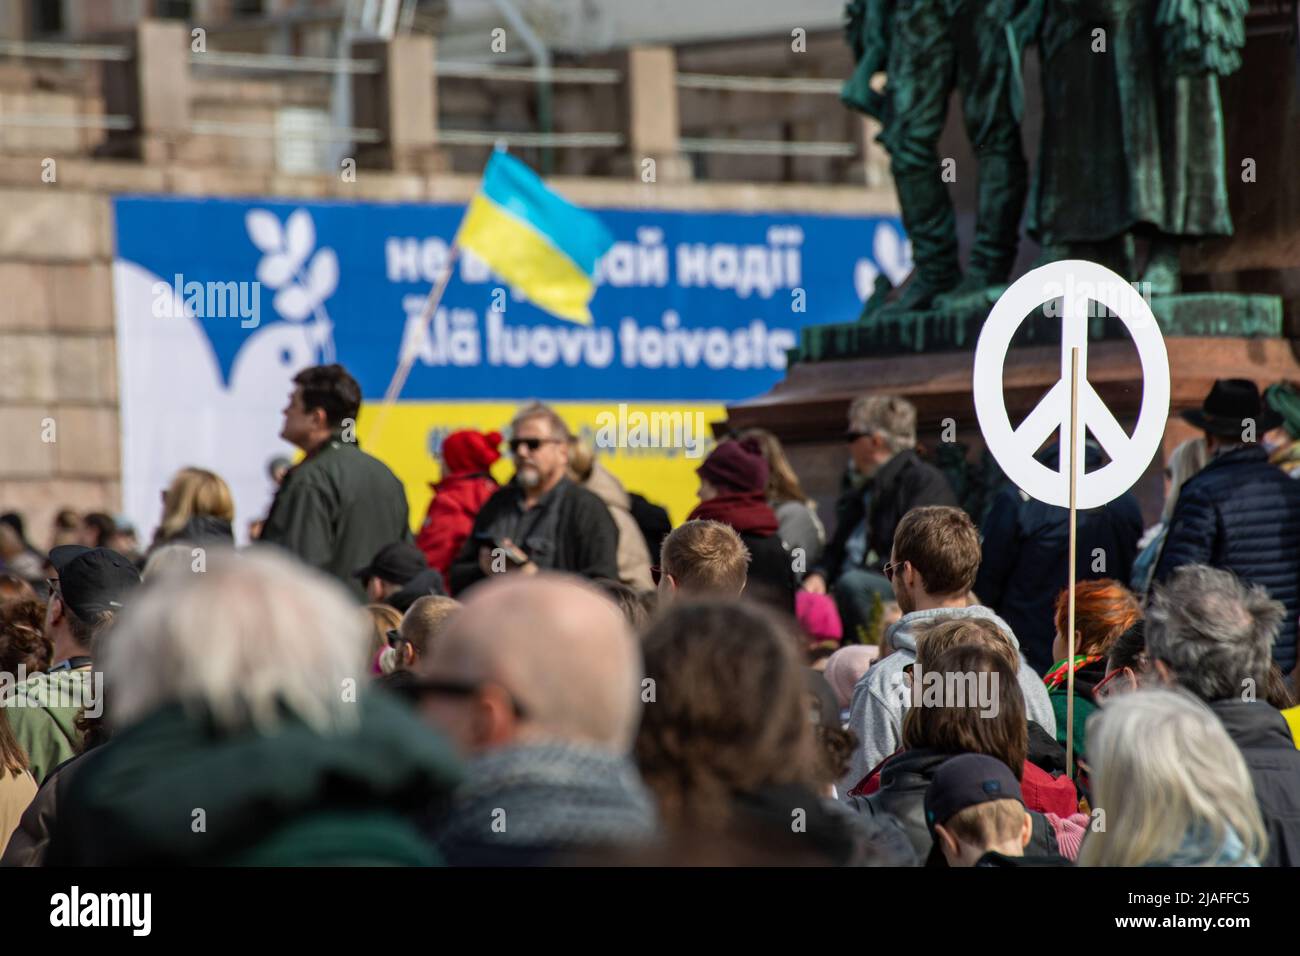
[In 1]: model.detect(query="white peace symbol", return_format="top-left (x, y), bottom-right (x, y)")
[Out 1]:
top-left (973, 260), bottom-right (1170, 509)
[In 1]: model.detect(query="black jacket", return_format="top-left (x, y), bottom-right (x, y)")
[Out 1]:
top-left (260, 438), bottom-right (411, 601)
top-left (974, 443), bottom-right (1143, 675)
top-left (814, 450), bottom-right (956, 581)
top-left (449, 477), bottom-right (619, 592)
top-left (741, 531), bottom-right (797, 615)
top-left (848, 748), bottom-right (1059, 862)
top-left (1155, 445), bottom-right (1300, 673)
top-left (1209, 699), bottom-right (1300, 867)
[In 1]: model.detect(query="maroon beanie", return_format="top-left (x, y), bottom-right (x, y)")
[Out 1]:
top-left (697, 436), bottom-right (768, 494)
top-left (441, 430), bottom-right (502, 475)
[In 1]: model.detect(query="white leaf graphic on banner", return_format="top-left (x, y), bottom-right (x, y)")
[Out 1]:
top-left (285, 210), bottom-right (314, 270)
top-left (874, 224), bottom-right (913, 286)
top-left (246, 210), bottom-right (284, 253)
top-left (307, 249), bottom-right (338, 301)
top-left (274, 284), bottom-right (313, 321)
top-left (257, 253), bottom-right (295, 288)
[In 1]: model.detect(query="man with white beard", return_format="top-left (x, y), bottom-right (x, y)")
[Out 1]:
top-left (449, 403), bottom-right (618, 593)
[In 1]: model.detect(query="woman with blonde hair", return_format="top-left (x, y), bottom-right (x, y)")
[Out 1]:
top-left (1080, 689), bottom-right (1266, 867)
top-left (150, 467), bottom-right (235, 553)
top-left (736, 428), bottom-right (825, 570)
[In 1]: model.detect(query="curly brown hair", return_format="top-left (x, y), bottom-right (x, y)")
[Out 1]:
top-left (0, 599), bottom-right (51, 676)
top-left (635, 599), bottom-right (821, 830)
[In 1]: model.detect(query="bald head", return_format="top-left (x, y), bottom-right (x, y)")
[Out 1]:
top-left (422, 574), bottom-right (642, 753)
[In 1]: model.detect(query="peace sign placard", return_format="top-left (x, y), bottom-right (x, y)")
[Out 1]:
top-left (973, 260), bottom-right (1170, 509)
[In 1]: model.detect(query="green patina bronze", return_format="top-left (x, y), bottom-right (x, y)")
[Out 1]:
top-left (793, 294), bottom-right (1282, 364)
top-left (843, 0), bottom-right (1030, 314)
top-left (821, 0), bottom-right (1275, 362)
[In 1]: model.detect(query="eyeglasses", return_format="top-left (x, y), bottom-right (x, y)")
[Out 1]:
top-left (1094, 664), bottom-right (1143, 701)
top-left (409, 675), bottom-right (529, 718)
top-left (386, 628), bottom-right (405, 649)
top-left (509, 437), bottom-right (563, 454)
top-left (882, 560), bottom-right (905, 582)
top-left (650, 566), bottom-right (675, 587)
top-left (46, 577), bottom-right (61, 599)
top-left (844, 430), bottom-right (874, 444)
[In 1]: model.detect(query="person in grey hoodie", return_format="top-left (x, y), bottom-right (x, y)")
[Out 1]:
top-left (839, 506), bottom-right (1055, 799)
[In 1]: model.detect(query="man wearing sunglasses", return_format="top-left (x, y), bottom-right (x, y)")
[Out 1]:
top-left (802, 395), bottom-right (955, 640)
top-left (449, 403), bottom-right (618, 593)
top-left (413, 575), bottom-right (656, 865)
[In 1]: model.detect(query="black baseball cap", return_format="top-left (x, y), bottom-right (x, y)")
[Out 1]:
top-left (49, 545), bottom-right (142, 619)
top-left (924, 753), bottom-right (1024, 837)
top-left (353, 541), bottom-right (428, 585)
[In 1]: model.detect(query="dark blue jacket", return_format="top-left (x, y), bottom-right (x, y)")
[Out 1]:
top-left (1154, 445), bottom-right (1300, 673)
top-left (973, 443), bottom-right (1143, 676)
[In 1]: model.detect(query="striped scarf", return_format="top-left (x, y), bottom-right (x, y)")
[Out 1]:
top-left (1044, 654), bottom-right (1103, 692)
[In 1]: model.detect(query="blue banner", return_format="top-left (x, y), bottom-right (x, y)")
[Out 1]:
top-left (113, 196), bottom-right (907, 401)
top-left (112, 193), bottom-right (907, 539)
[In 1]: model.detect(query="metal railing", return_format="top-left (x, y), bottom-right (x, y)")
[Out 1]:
top-left (676, 72), bottom-right (842, 95)
top-left (437, 129), bottom-right (624, 149)
top-left (189, 50), bottom-right (380, 75)
top-left (0, 39), bottom-right (130, 61)
top-left (189, 119), bottom-right (381, 143)
top-left (0, 114), bottom-right (134, 130)
top-left (680, 136), bottom-right (856, 158)
top-left (435, 61), bottom-right (621, 85)
top-left (0, 34), bottom-right (861, 173)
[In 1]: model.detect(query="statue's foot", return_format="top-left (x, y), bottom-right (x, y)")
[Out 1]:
top-left (857, 274), bottom-right (895, 320)
top-left (871, 275), bottom-right (959, 318)
top-left (931, 274), bottom-right (1007, 311)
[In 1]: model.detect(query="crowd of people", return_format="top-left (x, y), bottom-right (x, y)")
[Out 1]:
top-left (3, 362), bottom-right (1300, 866)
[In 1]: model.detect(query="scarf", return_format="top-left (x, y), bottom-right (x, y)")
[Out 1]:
top-left (1044, 654), bottom-right (1103, 692)
top-left (435, 743), bottom-right (657, 854)
top-left (688, 491), bottom-right (780, 536)
top-left (1152, 823), bottom-right (1258, 868)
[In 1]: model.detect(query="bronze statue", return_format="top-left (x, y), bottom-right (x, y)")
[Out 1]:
top-left (842, 0), bottom-right (1248, 310)
top-left (842, 0), bottom-right (1034, 316)
top-left (1028, 0), bottom-right (1248, 292)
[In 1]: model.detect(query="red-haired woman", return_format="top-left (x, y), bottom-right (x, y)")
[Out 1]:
top-left (1045, 579), bottom-right (1141, 766)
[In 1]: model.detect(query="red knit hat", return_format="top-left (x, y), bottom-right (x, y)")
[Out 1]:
top-left (697, 436), bottom-right (768, 494)
top-left (441, 430), bottom-right (502, 475)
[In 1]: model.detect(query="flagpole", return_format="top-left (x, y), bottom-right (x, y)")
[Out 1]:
top-left (370, 244), bottom-right (461, 446)
top-left (370, 146), bottom-right (507, 447)
top-left (1066, 346), bottom-right (1080, 781)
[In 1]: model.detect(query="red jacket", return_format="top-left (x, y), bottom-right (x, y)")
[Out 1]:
top-left (416, 472), bottom-right (498, 591)
top-left (850, 752), bottom-right (1079, 818)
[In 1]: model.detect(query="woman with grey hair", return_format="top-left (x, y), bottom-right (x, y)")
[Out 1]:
top-left (1079, 688), bottom-right (1266, 867)
top-left (43, 547), bottom-right (463, 866)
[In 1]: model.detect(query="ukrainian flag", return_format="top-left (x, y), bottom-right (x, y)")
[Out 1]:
top-left (456, 152), bottom-right (614, 325)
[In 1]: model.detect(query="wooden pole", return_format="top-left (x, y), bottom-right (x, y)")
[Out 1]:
top-left (1066, 345), bottom-right (1080, 779)
top-left (369, 244), bottom-right (461, 445)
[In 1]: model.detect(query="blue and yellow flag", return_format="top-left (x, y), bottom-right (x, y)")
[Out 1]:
top-left (456, 152), bottom-right (614, 325)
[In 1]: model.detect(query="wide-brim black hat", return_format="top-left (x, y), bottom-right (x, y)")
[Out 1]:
top-left (352, 541), bottom-right (428, 585)
top-left (1180, 378), bottom-right (1282, 437)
